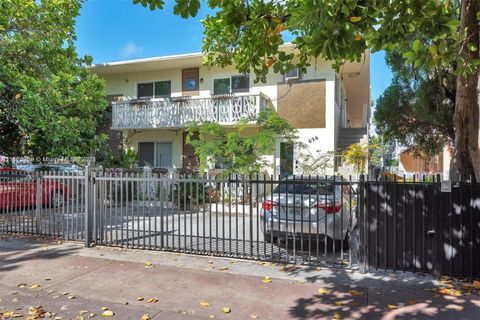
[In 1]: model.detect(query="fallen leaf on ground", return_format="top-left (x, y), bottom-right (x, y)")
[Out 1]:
top-left (438, 287), bottom-right (462, 297)
top-left (137, 297), bottom-right (144, 301)
top-left (297, 280), bottom-right (305, 284)
top-left (145, 262), bottom-right (153, 268)
top-left (140, 314), bottom-right (150, 320)
top-left (332, 312), bottom-right (342, 319)
top-left (27, 305), bottom-right (45, 318)
top-left (219, 267), bottom-right (228, 271)
top-left (17, 283), bottom-right (27, 288)
top-left (446, 304), bottom-right (464, 311)
top-left (221, 307), bottom-right (231, 314)
top-left (102, 310), bottom-right (114, 317)
top-left (318, 288), bottom-right (328, 295)
top-left (349, 289), bottom-right (363, 296)
top-left (68, 296), bottom-right (76, 299)
top-left (147, 298), bottom-right (158, 303)
top-left (250, 315), bottom-right (258, 319)
top-left (262, 276), bottom-right (272, 283)
top-left (387, 304), bottom-right (398, 309)
top-left (473, 280), bottom-right (480, 290)
top-left (334, 301), bottom-right (345, 306)
top-left (199, 301), bottom-right (211, 307)
top-left (1, 311), bottom-right (23, 318)
top-left (30, 284), bottom-right (41, 289)
top-left (101, 307), bottom-right (108, 311)
top-left (79, 310), bottom-right (89, 315)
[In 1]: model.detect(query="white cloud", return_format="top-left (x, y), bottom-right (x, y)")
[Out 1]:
top-left (120, 41), bottom-right (144, 58)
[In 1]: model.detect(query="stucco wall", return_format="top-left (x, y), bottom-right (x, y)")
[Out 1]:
top-left (96, 54), bottom-right (353, 174)
top-left (100, 62), bottom-right (335, 112)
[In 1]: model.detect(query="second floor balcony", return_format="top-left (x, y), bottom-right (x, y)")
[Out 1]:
top-left (112, 93), bottom-right (269, 130)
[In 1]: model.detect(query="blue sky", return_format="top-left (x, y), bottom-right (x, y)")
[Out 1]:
top-left (75, 0), bottom-right (392, 102)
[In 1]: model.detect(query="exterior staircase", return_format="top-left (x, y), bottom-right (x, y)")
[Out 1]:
top-left (336, 127), bottom-right (369, 177)
top-left (338, 127), bottom-right (369, 151)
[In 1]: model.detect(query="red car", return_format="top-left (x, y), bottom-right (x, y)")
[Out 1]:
top-left (0, 168), bottom-right (68, 210)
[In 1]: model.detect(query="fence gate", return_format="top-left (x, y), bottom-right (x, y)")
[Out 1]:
top-left (0, 170), bottom-right (87, 240)
top-left (359, 176), bottom-right (480, 278)
top-left (90, 173), bottom-right (360, 268)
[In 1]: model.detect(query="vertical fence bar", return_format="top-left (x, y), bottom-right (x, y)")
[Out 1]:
top-left (249, 175), bottom-right (254, 258)
top-left (84, 167), bottom-right (91, 247)
top-left (160, 178), bottom-right (164, 250)
top-left (393, 174), bottom-right (397, 271)
top-left (35, 176), bottom-right (42, 235)
top-left (358, 174), bottom-right (366, 273)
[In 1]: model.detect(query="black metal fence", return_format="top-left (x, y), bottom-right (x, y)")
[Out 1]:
top-left (2, 169), bottom-right (479, 278)
top-left (0, 170), bottom-right (358, 267)
top-left (91, 173), bottom-right (358, 267)
top-left (0, 170), bottom-right (86, 240)
top-left (360, 175), bottom-right (480, 278)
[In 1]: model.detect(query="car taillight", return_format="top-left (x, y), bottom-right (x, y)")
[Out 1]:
top-left (315, 202), bottom-right (341, 214)
top-left (261, 201), bottom-right (277, 211)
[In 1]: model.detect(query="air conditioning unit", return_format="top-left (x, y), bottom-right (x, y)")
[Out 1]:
top-left (285, 68), bottom-right (300, 81)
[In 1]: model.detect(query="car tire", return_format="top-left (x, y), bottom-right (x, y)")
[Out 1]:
top-left (336, 231), bottom-right (350, 250)
top-left (264, 234), bottom-right (278, 243)
top-left (50, 190), bottom-right (64, 208)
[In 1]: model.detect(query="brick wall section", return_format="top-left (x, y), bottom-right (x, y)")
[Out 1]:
top-left (182, 132), bottom-right (199, 170)
top-left (277, 80), bottom-right (326, 128)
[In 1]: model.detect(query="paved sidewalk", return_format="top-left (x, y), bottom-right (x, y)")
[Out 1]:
top-left (0, 236), bottom-right (479, 319)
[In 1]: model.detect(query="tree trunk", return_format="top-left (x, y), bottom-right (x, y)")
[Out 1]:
top-left (452, 0), bottom-right (480, 182)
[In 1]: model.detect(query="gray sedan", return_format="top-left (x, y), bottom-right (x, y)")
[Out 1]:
top-left (259, 176), bottom-right (357, 248)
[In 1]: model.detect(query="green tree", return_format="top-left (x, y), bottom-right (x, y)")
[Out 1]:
top-left (0, 0), bottom-right (107, 161)
top-left (342, 143), bottom-right (380, 174)
top-left (374, 50), bottom-right (455, 160)
top-left (186, 108), bottom-right (296, 175)
top-left (136, 0), bottom-right (480, 181)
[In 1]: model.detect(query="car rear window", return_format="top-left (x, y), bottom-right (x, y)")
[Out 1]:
top-left (273, 181), bottom-right (336, 195)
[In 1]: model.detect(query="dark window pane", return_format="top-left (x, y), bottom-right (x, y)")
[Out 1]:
top-left (154, 81), bottom-right (171, 98)
top-left (184, 78), bottom-right (198, 91)
top-left (137, 83), bottom-right (154, 99)
top-left (156, 142), bottom-right (172, 167)
top-left (231, 75), bottom-right (249, 93)
top-left (274, 182), bottom-right (335, 195)
top-left (285, 68), bottom-right (300, 79)
top-left (139, 142), bottom-right (154, 167)
top-left (213, 78), bottom-right (230, 95)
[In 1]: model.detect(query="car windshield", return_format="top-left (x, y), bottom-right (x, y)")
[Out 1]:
top-left (273, 181), bottom-right (336, 195)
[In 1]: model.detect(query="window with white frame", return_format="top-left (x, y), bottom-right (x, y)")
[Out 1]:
top-left (285, 68), bottom-right (301, 81)
top-left (137, 81), bottom-right (171, 99)
top-left (213, 75), bottom-right (249, 95)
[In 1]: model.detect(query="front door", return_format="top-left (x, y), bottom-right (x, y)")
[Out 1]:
top-left (280, 142), bottom-right (294, 176)
top-left (182, 68), bottom-right (199, 96)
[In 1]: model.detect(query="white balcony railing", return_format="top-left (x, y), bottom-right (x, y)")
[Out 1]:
top-left (112, 93), bottom-right (269, 130)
